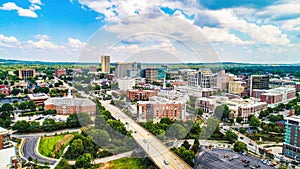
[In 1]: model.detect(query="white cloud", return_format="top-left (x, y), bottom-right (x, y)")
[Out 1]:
top-left (35, 34), bottom-right (50, 40)
top-left (280, 18), bottom-right (300, 31)
top-left (195, 9), bottom-right (290, 45)
top-left (68, 38), bottom-right (86, 49)
top-left (200, 27), bottom-right (253, 44)
top-left (256, 3), bottom-right (300, 20)
top-left (29, 0), bottom-right (42, 5)
top-left (0, 34), bottom-right (20, 47)
top-left (0, 0), bottom-right (42, 18)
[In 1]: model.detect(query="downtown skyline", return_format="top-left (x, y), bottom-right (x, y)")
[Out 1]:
top-left (0, 0), bottom-right (300, 63)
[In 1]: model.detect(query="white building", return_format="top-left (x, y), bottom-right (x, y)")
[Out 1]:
top-left (118, 78), bottom-right (136, 91)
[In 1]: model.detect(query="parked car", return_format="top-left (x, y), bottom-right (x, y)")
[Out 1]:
top-left (164, 159), bottom-right (169, 165)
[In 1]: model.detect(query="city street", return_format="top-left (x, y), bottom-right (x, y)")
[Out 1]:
top-left (100, 100), bottom-right (192, 169)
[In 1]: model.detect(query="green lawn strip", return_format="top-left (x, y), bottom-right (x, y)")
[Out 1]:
top-left (38, 135), bottom-right (64, 158)
top-left (109, 158), bottom-right (150, 169)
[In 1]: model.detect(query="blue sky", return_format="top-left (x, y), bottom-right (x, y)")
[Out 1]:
top-left (0, 0), bottom-right (300, 63)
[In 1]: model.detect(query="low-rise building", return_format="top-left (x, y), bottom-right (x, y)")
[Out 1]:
top-left (44, 89), bottom-right (96, 115)
top-left (118, 78), bottom-right (135, 91)
top-left (54, 69), bottom-right (67, 77)
top-left (228, 81), bottom-right (245, 95)
top-left (127, 89), bottom-right (158, 101)
top-left (27, 93), bottom-right (50, 106)
top-left (137, 96), bottom-right (186, 123)
top-left (259, 87), bottom-right (296, 106)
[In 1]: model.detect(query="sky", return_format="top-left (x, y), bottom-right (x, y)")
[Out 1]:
top-left (0, 0), bottom-right (300, 63)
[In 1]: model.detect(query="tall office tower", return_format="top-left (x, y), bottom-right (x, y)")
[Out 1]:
top-left (115, 62), bottom-right (141, 79)
top-left (283, 116), bottom-right (300, 161)
top-left (249, 75), bottom-right (269, 96)
top-left (101, 55), bottom-right (110, 73)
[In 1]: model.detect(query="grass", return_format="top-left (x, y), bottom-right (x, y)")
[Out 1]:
top-left (106, 158), bottom-right (157, 169)
top-left (38, 134), bottom-right (74, 159)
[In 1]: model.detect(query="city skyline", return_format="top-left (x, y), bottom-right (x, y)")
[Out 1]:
top-left (0, 0), bottom-right (300, 63)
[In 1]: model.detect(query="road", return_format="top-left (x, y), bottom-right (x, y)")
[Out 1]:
top-left (22, 137), bottom-right (57, 165)
top-left (68, 150), bottom-right (134, 165)
top-left (11, 128), bottom-right (81, 138)
top-left (100, 100), bottom-right (192, 169)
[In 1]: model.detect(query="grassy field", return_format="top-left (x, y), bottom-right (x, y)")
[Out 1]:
top-left (103, 158), bottom-right (156, 169)
top-left (38, 134), bottom-right (74, 158)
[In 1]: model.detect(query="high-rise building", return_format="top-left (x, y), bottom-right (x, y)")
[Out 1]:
top-left (249, 75), bottom-right (269, 97)
top-left (283, 116), bottom-right (300, 161)
top-left (101, 55), bottom-right (110, 73)
top-left (18, 69), bottom-right (36, 79)
top-left (228, 81), bottom-right (245, 94)
top-left (143, 68), bottom-right (158, 83)
top-left (115, 62), bottom-right (141, 79)
top-left (187, 69), bottom-right (214, 88)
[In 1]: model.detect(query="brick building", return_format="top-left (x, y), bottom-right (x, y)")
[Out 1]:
top-left (44, 89), bottom-right (96, 115)
top-left (55, 69), bottom-right (67, 77)
top-left (127, 89), bottom-right (158, 101)
top-left (27, 93), bottom-right (50, 106)
top-left (137, 96), bottom-right (186, 122)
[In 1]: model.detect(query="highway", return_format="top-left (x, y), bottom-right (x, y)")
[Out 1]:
top-left (100, 100), bottom-right (192, 169)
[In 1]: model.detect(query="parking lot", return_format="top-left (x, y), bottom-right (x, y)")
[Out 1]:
top-left (197, 148), bottom-right (277, 169)
top-left (211, 148), bottom-right (276, 169)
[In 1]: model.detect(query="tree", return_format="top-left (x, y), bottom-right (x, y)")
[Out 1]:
top-left (75, 153), bottom-right (92, 169)
top-left (165, 123), bottom-right (187, 139)
top-left (223, 130), bottom-right (238, 144)
top-left (233, 141), bottom-right (248, 152)
top-left (191, 138), bottom-right (200, 153)
top-left (236, 116), bottom-right (244, 123)
top-left (1, 103), bottom-right (13, 112)
top-left (182, 140), bottom-right (191, 150)
top-left (173, 146), bottom-right (195, 167)
top-left (18, 101), bottom-right (27, 110)
top-left (11, 88), bottom-right (20, 95)
top-left (76, 112), bottom-right (92, 127)
top-left (23, 88), bottom-right (28, 94)
top-left (42, 119), bottom-right (58, 131)
top-left (197, 108), bottom-right (204, 116)
top-left (29, 121), bottom-right (42, 132)
top-left (69, 139), bottom-right (84, 159)
top-left (160, 117), bottom-right (173, 125)
top-left (88, 128), bottom-right (110, 147)
top-left (249, 116), bottom-right (261, 127)
top-left (12, 120), bottom-right (30, 132)
top-left (215, 105), bottom-right (230, 120)
top-left (94, 115), bottom-right (106, 129)
top-left (27, 100), bottom-right (36, 111)
top-left (55, 158), bottom-right (72, 169)
top-left (66, 114), bottom-right (80, 127)
top-left (239, 127), bottom-right (246, 134)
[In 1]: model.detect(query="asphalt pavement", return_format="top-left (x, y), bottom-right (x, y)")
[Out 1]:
top-left (22, 137), bottom-right (57, 165)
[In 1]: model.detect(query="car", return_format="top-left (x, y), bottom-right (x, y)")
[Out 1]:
top-left (270, 163), bottom-right (276, 167)
top-left (250, 166), bottom-right (256, 169)
top-left (255, 164), bottom-right (261, 168)
top-left (134, 131), bottom-right (137, 134)
top-left (242, 159), bottom-right (247, 163)
top-left (232, 155), bottom-right (239, 159)
top-left (244, 164), bottom-right (250, 167)
top-left (248, 143), bottom-right (253, 146)
top-left (164, 159), bottom-right (169, 165)
top-left (229, 157), bottom-right (233, 161)
top-left (240, 137), bottom-right (244, 140)
top-left (125, 122), bottom-right (128, 125)
top-left (143, 139), bottom-right (147, 143)
top-left (242, 152), bottom-right (247, 155)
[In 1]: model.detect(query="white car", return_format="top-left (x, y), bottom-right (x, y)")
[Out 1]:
top-left (164, 159), bottom-right (169, 165)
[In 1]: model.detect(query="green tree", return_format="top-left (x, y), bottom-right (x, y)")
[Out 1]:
top-left (236, 116), bottom-right (244, 123)
top-left (165, 123), bottom-right (187, 139)
top-left (27, 100), bottom-right (36, 111)
top-left (182, 140), bottom-right (191, 150)
top-left (42, 119), bottom-right (58, 131)
top-left (197, 108), bottom-right (204, 116)
top-left (12, 120), bottom-right (30, 132)
top-left (75, 153), bottom-right (92, 169)
top-left (76, 112), bottom-right (92, 127)
top-left (239, 127), bottom-right (246, 134)
top-left (249, 116), bottom-right (261, 127)
top-left (29, 121), bottom-right (42, 132)
top-left (223, 130), bottom-right (238, 144)
top-left (233, 141), bottom-right (248, 152)
top-left (55, 158), bottom-right (72, 169)
top-left (1, 103), bottom-right (13, 112)
top-left (94, 115), bottom-right (106, 129)
top-left (69, 139), bottom-right (84, 159)
top-left (66, 114), bottom-right (80, 127)
top-left (160, 117), bottom-right (173, 125)
top-left (88, 128), bottom-right (110, 147)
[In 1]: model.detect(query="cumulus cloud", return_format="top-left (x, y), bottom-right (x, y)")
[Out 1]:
top-left (0, 0), bottom-right (42, 18)
top-left (68, 38), bottom-right (86, 49)
top-left (0, 34), bottom-right (20, 47)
